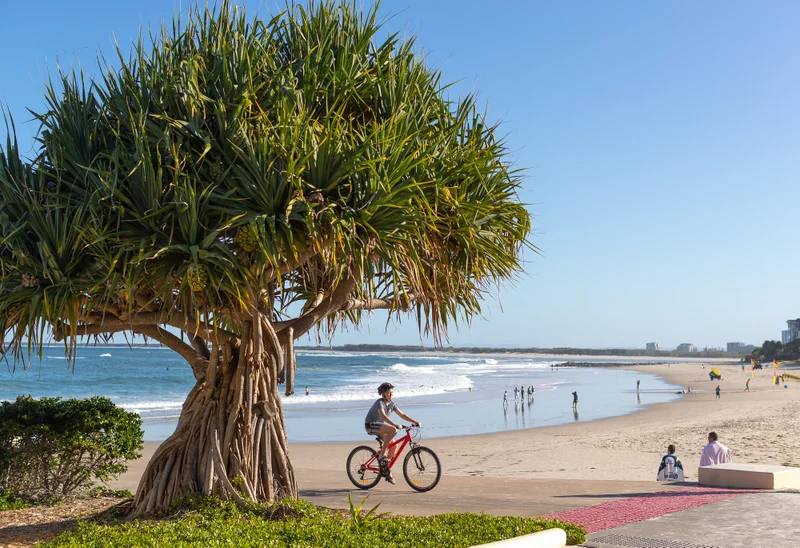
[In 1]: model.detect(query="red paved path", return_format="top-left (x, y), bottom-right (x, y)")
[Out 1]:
top-left (544, 486), bottom-right (759, 533)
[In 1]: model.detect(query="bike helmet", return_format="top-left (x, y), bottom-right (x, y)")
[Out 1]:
top-left (377, 382), bottom-right (394, 394)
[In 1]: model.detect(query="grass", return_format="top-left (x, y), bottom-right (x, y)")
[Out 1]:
top-left (42, 496), bottom-right (586, 547)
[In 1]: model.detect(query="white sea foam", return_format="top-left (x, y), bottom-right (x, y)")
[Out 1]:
top-left (389, 363), bottom-right (435, 374)
top-left (283, 360), bottom-right (473, 406)
top-left (295, 350), bottom-right (463, 361)
top-left (100, 353), bottom-right (112, 357)
top-left (119, 400), bottom-right (184, 414)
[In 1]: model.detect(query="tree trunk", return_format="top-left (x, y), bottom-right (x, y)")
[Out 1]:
top-left (131, 320), bottom-right (297, 514)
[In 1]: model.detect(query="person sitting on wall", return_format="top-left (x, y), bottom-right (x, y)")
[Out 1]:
top-left (699, 431), bottom-right (731, 466)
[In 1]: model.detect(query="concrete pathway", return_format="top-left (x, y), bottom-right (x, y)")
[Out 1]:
top-left (582, 490), bottom-right (800, 548)
top-left (298, 474), bottom-right (678, 518)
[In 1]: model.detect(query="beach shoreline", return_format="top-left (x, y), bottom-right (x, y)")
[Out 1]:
top-left (110, 359), bottom-right (800, 494)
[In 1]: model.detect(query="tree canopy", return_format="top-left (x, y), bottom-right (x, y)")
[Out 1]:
top-left (0, 1), bottom-right (531, 362)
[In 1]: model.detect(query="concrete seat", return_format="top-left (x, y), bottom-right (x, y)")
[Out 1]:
top-left (699, 463), bottom-right (800, 490)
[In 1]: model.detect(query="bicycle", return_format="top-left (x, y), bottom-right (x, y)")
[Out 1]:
top-left (346, 426), bottom-right (441, 492)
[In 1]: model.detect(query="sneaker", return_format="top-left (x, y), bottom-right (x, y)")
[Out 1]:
top-left (378, 456), bottom-right (393, 480)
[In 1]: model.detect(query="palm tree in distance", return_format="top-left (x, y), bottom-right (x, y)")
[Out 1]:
top-left (0, 1), bottom-right (532, 513)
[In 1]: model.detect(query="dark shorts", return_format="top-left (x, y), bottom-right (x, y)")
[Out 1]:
top-left (365, 422), bottom-right (384, 436)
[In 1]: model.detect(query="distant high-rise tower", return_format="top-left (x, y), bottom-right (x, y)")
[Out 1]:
top-left (677, 343), bottom-right (696, 353)
top-left (782, 319), bottom-right (800, 344)
top-left (646, 342), bottom-right (659, 351)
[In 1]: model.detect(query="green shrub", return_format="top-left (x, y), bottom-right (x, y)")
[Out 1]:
top-left (0, 490), bottom-right (38, 511)
top-left (43, 497), bottom-right (587, 546)
top-left (0, 396), bottom-right (143, 501)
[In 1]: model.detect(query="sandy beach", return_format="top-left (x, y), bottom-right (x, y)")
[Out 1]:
top-left (110, 359), bottom-right (800, 495)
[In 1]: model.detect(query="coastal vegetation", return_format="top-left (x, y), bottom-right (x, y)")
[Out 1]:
top-left (41, 497), bottom-right (587, 547)
top-left (300, 343), bottom-right (736, 358)
top-left (0, 396), bottom-right (142, 501)
top-left (0, 490), bottom-right (37, 511)
top-left (0, 0), bottom-right (531, 514)
top-left (751, 339), bottom-right (800, 362)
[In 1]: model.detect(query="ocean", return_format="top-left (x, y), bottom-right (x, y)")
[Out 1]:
top-left (0, 347), bottom-right (682, 442)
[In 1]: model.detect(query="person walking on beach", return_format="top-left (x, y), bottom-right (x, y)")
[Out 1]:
top-left (572, 391), bottom-right (578, 409)
top-left (513, 386), bottom-right (519, 402)
top-left (715, 385), bottom-right (721, 400)
top-left (745, 378), bottom-right (750, 392)
top-left (503, 391), bottom-right (508, 407)
top-left (700, 432), bottom-right (731, 465)
top-left (637, 379), bottom-right (640, 391)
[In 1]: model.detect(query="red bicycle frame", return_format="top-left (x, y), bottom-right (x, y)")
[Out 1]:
top-left (363, 427), bottom-right (413, 473)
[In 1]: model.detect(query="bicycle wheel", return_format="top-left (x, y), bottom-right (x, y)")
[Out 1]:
top-left (346, 446), bottom-right (381, 489)
top-left (403, 446), bottom-right (441, 492)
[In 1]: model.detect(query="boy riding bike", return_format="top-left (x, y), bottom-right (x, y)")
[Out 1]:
top-left (364, 382), bottom-right (421, 484)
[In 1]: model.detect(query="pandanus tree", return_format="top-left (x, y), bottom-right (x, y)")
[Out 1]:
top-left (0, 1), bottom-right (531, 513)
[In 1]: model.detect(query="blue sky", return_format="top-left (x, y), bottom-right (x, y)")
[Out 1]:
top-left (1, 1), bottom-right (798, 350)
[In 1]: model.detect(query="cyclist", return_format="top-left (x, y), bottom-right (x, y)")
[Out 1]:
top-left (365, 382), bottom-right (421, 484)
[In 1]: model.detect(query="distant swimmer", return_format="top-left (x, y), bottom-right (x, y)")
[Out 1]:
top-left (305, 386), bottom-right (309, 396)
top-left (572, 391), bottom-right (578, 409)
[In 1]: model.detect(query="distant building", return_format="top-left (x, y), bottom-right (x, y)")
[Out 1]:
top-left (646, 342), bottom-right (659, 351)
top-left (782, 319), bottom-right (800, 344)
top-left (676, 343), bottom-right (696, 353)
top-left (727, 342), bottom-right (755, 353)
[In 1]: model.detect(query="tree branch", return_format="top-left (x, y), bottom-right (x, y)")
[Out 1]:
top-left (274, 290), bottom-right (416, 338)
top-left (264, 243), bottom-right (325, 283)
top-left (190, 335), bottom-right (210, 360)
top-left (52, 309), bottom-right (238, 346)
top-left (279, 275), bottom-right (361, 342)
top-left (339, 294), bottom-right (415, 312)
top-left (133, 326), bottom-right (209, 381)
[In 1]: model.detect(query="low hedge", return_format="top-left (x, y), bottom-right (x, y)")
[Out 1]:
top-left (0, 490), bottom-right (38, 511)
top-left (0, 396), bottom-right (143, 501)
top-left (43, 497), bottom-right (586, 546)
